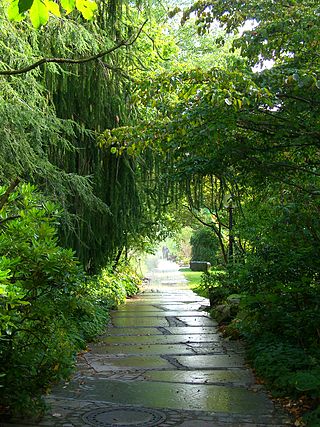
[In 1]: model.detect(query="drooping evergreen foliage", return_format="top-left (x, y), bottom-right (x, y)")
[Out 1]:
top-left (43, 13), bottom-right (159, 268)
top-left (0, 2), bottom-right (175, 271)
top-left (41, 13), bottom-right (156, 271)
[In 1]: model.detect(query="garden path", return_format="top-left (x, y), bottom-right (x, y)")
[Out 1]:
top-left (3, 260), bottom-right (290, 427)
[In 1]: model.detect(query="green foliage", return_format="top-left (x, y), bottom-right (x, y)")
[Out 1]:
top-left (0, 183), bottom-right (89, 414)
top-left (303, 405), bottom-right (320, 427)
top-left (182, 0), bottom-right (320, 74)
top-left (0, 183), bottom-right (140, 417)
top-left (246, 338), bottom-right (320, 398)
top-left (0, 3), bottom-right (177, 272)
top-left (196, 268), bottom-right (231, 301)
top-left (160, 226), bottom-right (193, 264)
top-left (89, 263), bottom-right (141, 309)
top-left (190, 227), bottom-right (220, 265)
top-left (8, 0), bottom-right (97, 28)
top-left (0, 9), bottom-right (116, 271)
top-left (41, 8), bottom-right (180, 271)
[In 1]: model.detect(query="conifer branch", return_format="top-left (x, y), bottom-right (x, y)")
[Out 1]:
top-left (0, 178), bottom-right (20, 210)
top-left (0, 20), bottom-right (148, 76)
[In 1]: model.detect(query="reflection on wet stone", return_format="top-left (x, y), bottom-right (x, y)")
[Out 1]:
top-left (175, 354), bottom-right (246, 369)
top-left (99, 333), bottom-right (220, 345)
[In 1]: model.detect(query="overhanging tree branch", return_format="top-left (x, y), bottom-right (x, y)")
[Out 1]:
top-left (142, 31), bottom-right (171, 61)
top-left (0, 20), bottom-right (148, 76)
top-left (185, 204), bottom-right (228, 265)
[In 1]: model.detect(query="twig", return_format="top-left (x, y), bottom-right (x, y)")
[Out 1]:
top-left (142, 31), bottom-right (171, 61)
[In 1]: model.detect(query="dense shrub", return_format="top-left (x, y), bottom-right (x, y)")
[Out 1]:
top-left (198, 259), bottom-right (320, 424)
top-left (190, 227), bottom-right (220, 266)
top-left (0, 183), bottom-right (140, 417)
top-left (89, 263), bottom-right (141, 309)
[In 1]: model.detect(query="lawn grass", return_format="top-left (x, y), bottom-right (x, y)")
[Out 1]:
top-left (179, 267), bottom-right (203, 289)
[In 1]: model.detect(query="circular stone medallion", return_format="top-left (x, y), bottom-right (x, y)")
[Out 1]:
top-left (82, 407), bottom-right (167, 427)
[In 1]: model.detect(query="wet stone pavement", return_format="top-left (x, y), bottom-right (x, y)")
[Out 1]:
top-left (2, 260), bottom-right (291, 427)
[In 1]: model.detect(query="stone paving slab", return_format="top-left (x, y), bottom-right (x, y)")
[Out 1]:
top-left (163, 326), bottom-right (219, 333)
top-left (175, 354), bottom-right (246, 369)
top-left (99, 333), bottom-right (220, 344)
top-left (157, 303), bottom-right (210, 311)
top-left (50, 378), bottom-right (277, 414)
top-left (126, 297), bottom-right (207, 304)
top-left (104, 327), bottom-right (163, 336)
top-left (91, 342), bottom-right (228, 356)
top-left (175, 316), bottom-right (216, 326)
top-left (115, 302), bottom-right (209, 312)
top-left (89, 343), bottom-right (198, 355)
top-left (112, 317), bottom-right (172, 327)
top-left (115, 305), bottom-right (166, 312)
top-left (84, 354), bottom-right (173, 371)
top-left (111, 311), bottom-right (210, 317)
top-left (143, 369), bottom-right (255, 386)
top-left (1, 259), bottom-right (291, 427)
top-left (189, 344), bottom-right (226, 354)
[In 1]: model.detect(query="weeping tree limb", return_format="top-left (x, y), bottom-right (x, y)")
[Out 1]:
top-left (0, 20), bottom-right (148, 76)
top-left (203, 204), bottom-right (228, 229)
top-left (112, 247), bottom-right (123, 272)
top-left (97, 59), bottom-right (132, 81)
top-left (0, 178), bottom-right (20, 210)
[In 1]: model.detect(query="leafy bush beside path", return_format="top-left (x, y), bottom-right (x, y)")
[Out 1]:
top-left (197, 268), bottom-right (320, 425)
top-left (0, 182), bottom-right (140, 418)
